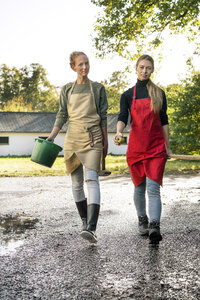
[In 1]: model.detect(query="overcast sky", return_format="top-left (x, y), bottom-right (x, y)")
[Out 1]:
top-left (1, 0), bottom-right (199, 88)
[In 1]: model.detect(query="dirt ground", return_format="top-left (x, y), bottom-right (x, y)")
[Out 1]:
top-left (0, 174), bottom-right (199, 300)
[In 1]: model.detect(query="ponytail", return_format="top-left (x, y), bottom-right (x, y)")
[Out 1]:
top-left (147, 79), bottom-right (163, 114)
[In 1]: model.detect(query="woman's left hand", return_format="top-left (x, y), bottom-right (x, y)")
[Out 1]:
top-left (166, 147), bottom-right (172, 159)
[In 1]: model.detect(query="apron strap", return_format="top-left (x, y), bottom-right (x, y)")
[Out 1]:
top-left (68, 80), bottom-right (94, 101)
top-left (133, 85), bottom-right (136, 109)
top-left (89, 80), bottom-right (95, 103)
top-left (68, 81), bottom-right (76, 101)
top-left (133, 85), bottom-right (136, 101)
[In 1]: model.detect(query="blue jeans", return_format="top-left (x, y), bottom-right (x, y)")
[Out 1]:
top-left (71, 164), bottom-right (100, 205)
top-left (134, 177), bottom-right (161, 222)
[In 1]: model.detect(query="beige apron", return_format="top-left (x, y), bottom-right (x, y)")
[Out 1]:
top-left (64, 80), bottom-right (103, 174)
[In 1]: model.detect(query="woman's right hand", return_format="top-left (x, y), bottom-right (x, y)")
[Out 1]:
top-left (114, 132), bottom-right (123, 146)
top-left (46, 136), bottom-right (55, 143)
top-left (46, 126), bottom-right (61, 143)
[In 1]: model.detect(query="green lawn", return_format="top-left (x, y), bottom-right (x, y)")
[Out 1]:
top-left (0, 155), bottom-right (200, 177)
top-left (106, 155), bottom-right (200, 175)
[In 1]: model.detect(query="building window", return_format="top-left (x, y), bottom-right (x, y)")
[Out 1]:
top-left (118, 136), bottom-right (128, 144)
top-left (123, 136), bottom-right (128, 144)
top-left (0, 137), bottom-right (9, 145)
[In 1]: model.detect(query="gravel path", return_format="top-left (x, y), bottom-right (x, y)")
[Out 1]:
top-left (0, 174), bottom-right (199, 299)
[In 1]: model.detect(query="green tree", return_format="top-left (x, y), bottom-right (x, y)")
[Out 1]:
top-left (0, 64), bottom-right (59, 112)
top-left (0, 65), bottom-right (21, 104)
top-left (91, 0), bottom-right (200, 58)
top-left (165, 72), bottom-right (200, 154)
top-left (102, 70), bottom-right (130, 113)
top-left (20, 63), bottom-right (59, 112)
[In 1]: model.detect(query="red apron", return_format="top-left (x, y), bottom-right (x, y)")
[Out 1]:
top-left (127, 86), bottom-right (167, 186)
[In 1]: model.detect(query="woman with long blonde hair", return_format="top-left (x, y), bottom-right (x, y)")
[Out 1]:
top-left (114, 54), bottom-right (172, 244)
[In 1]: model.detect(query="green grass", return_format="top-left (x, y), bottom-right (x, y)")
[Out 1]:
top-left (0, 156), bottom-right (66, 177)
top-left (0, 155), bottom-right (200, 177)
top-left (165, 159), bottom-right (200, 175)
top-left (106, 155), bottom-right (200, 175)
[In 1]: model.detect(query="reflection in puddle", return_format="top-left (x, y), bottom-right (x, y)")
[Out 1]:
top-left (0, 239), bottom-right (24, 256)
top-left (0, 214), bottom-right (39, 256)
top-left (0, 214), bottom-right (39, 234)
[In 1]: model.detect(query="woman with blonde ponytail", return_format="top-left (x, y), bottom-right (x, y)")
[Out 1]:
top-left (114, 54), bottom-right (172, 245)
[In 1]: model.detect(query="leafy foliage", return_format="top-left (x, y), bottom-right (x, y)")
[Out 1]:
top-left (165, 72), bottom-right (200, 154)
top-left (91, 0), bottom-right (200, 58)
top-left (0, 64), bottom-right (59, 112)
top-left (102, 69), bottom-right (130, 113)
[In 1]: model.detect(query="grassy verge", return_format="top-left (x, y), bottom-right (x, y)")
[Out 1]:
top-left (0, 155), bottom-right (200, 177)
top-left (106, 155), bottom-right (200, 175)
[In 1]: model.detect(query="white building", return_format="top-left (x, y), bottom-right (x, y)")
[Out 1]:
top-left (0, 112), bottom-right (130, 156)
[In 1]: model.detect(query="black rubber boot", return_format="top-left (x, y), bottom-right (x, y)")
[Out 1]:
top-left (75, 199), bottom-right (87, 230)
top-left (80, 204), bottom-right (100, 243)
top-left (149, 221), bottom-right (162, 244)
top-left (138, 215), bottom-right (149, 236)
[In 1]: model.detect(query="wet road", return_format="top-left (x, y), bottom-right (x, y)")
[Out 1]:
top-left (0, 174), bottom-right (199, 300)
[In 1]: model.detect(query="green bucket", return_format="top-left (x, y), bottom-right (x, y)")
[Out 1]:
top-left (31, 138), bottom-right (63, 168)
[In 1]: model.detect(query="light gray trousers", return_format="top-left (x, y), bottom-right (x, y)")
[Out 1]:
top-left (71, 164), bottom-right (100, 205)
top-left (134, 177), bottom-right (162, 222)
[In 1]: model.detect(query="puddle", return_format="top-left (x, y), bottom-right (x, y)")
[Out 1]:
top-left (0, 214), bottom-right (39, 256)
top-left (0, 239), bottom-right (24, 256)
top-left (0, 213), bottom-right (39, 234)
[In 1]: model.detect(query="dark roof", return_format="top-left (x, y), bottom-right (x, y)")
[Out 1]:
top-left (0, 112), bottom-right (130, 133)
top-left (0, 112), bottom-right (67, 133)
